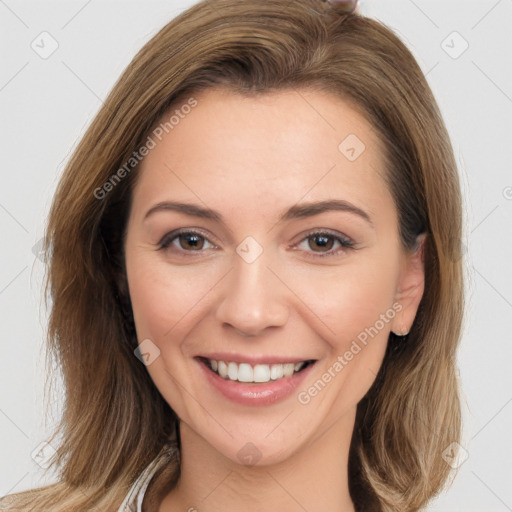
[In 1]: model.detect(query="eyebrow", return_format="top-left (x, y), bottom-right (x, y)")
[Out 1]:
top-left (144, 199), bottom-right (373, 227)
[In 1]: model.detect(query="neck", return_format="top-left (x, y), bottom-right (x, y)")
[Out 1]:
top-left (159, 407), bottom-right (357, 512)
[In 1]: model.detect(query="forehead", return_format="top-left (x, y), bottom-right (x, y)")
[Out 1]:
top-left (131, 87), bottom-right (391, 223)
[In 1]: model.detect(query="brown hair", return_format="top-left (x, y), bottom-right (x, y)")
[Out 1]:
top-left (0, 0), bottom-right (464, 510)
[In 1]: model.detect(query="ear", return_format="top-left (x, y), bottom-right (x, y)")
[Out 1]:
top-left (390, 233), bottom-right (426, 335)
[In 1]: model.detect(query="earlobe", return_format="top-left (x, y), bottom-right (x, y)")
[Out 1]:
top-left (391, 233), bottom-right (426, 336)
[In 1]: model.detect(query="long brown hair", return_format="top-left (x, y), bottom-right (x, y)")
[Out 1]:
top-left (0, 0), bottom-right (464, 510)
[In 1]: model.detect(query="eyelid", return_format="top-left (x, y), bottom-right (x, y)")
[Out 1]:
top-left (158, 227), bottom-right (218, 251)
top-left (291, 228), bottom-right (356, 258)
top-left (294, 228), bottom-right (354, 244)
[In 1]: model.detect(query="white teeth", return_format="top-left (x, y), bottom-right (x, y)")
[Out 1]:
top-left (228, 362), bottom-right (238, 381)
top-left (270, 364), bottom-right (283, 380)
top-left (253, 364), bottom-right (271, 383)
top-left (283, 363), bottom-right (295, 377)
top-left (237, 363), bottom-right (253, 382)
top-left (217, 360), bottom-right (228, 379)
top-left (208, 359), bottom-right (309, 383)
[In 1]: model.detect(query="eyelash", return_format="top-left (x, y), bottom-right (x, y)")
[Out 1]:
top-left (158, 228), bottom-right (356, 259)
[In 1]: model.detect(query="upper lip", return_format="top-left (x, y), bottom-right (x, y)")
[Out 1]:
top-left (196, 353), bottom-right (316, 365)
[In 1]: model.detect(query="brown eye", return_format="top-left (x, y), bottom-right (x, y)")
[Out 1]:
top-left (158, 229), bottom-right (216, 253)
top-left (295, 230), bottom-right (355, 258)
top-left (308, 234), bottom-right (334, 252)
top-left (177, 233), bottom-right (205, 250)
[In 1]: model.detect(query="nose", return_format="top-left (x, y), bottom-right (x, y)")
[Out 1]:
top-left (214, 251), bottom-right (289, 337)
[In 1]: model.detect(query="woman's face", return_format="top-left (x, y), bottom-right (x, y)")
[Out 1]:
top-left (124, 87), bottom-right (424, 465)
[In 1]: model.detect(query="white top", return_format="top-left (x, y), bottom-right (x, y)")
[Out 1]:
top-left (116, 442), bottom-right (178, 512)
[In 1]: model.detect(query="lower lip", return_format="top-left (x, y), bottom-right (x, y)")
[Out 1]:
top-left (197, 359), bottom-right (316, 407)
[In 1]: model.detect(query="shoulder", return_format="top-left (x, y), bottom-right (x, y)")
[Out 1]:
top-left (0, 444), bottom-right (180, 512)
top-left (118, 441), bottom-right (180, 512)
top-left (0, 484), bottom-right (59, 511)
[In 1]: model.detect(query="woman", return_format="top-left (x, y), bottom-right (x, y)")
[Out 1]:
top-left (0, 0), bottom-right (464, 510)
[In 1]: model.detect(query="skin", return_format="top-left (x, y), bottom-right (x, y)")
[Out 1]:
top-left (124, 87), bottom-right (425, 512)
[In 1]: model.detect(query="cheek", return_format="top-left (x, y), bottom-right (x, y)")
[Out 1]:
top-left (126, 253), bottom-right (220, 344)
top-left (287, 254), bottom-right (399, 406)
top-left (126, 264), bottom-right (176, 340)
top-left (292, 259), bottom-right (398, 347)
top-left (125, 256), bottom-right (213, 409)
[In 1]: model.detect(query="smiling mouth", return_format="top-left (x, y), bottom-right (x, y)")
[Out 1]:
top-left (197, 357), bottom-right (316, 384)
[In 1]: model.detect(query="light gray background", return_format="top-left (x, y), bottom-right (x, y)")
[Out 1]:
top-left (1, 0), bottom-right (511, 510)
